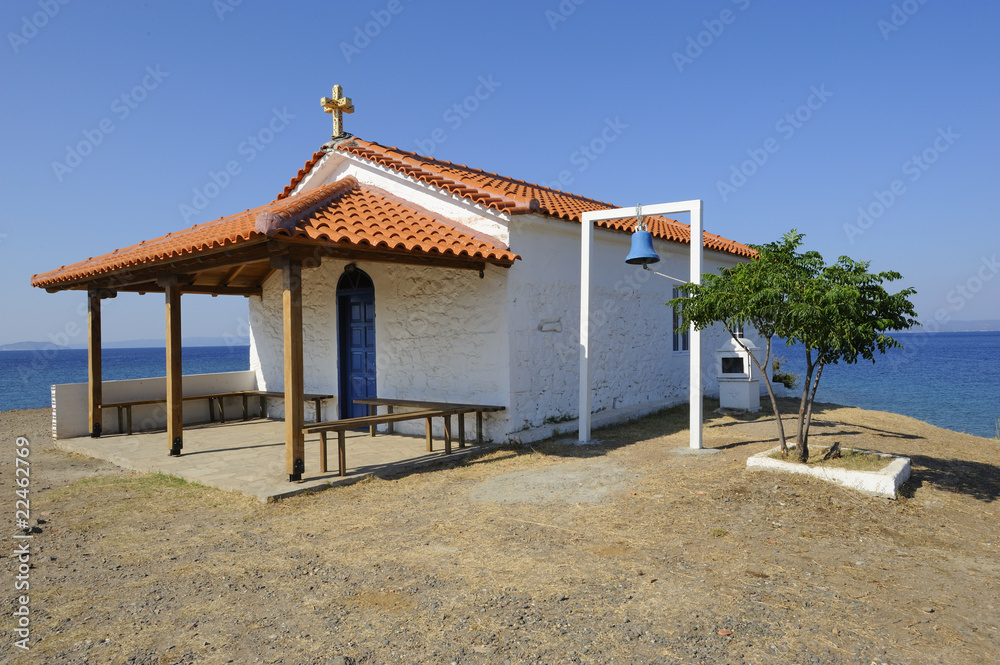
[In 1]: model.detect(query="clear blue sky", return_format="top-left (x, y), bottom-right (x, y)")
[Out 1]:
top-left (2, 0), bottom-right (997, 345)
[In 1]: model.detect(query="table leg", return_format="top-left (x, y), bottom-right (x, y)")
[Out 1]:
top-left (218, 398), bottom-right (226, 423)
top-left (314, 398), bottom-right (322, 423)
top-left (117, 407), bottom-right (124, 435)
top-left (388, 405), bottom-right (395, 434)
top-left (458, 413), bottom-right (466, 448)
top-left (369, 404), bottom-right (377, 437)
top-left (209, 398), bottom-right (217, 423)
top-left (127, 406), bottom-right (133, 435)
top-left (242, 394), bottom-right (249, 421)
top-left (443, 416), bottom-right (452, 455)
top-left (476, 411), bottom-right (483, 445)
top-left (319, 432), bottom-right (328, 474)
top-left (337, 431), bottom-right (346, 477)
top-left (425, 417), bottom-right (433, 452)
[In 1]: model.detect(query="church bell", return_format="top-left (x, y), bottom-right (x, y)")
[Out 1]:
top-left (624, 203), bottom-right (660, 266)
top-left (625, 230), bottom-right (660, 266)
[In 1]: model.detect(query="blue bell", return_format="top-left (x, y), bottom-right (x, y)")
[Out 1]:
top-left (625, 230), bottom-right (660, 266)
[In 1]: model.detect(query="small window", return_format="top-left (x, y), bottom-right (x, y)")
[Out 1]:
top-left (721, 357), bottom-right (744, 374)
top-left (672, 287), bottom-right (689, 352)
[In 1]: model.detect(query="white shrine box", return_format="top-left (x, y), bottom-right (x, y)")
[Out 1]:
top-left (716, 336), bottom-right (760, 412)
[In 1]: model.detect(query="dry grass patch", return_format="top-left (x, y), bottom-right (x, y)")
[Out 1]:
top-left (768, 445), bottom-right (895, 471)
top-left (7, 400), bottom-right (1000, 665)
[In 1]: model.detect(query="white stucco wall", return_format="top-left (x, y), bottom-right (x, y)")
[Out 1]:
top-left (252, 150), bottom-right (757, 442)
top-left (248, 256), bottom-right (511, 439)
top-left (503, 214), bottom-right (743, 438)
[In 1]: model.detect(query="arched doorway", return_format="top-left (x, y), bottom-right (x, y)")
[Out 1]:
top-left (337, 267), bottom-right (376, 419)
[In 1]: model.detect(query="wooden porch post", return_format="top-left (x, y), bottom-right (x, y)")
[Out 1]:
top-left (282, 259), bottom-right (305, 481)
top-left (87, 289), bottom-right (102, 437)
top-left (165, 281), bottom-right (183, 456)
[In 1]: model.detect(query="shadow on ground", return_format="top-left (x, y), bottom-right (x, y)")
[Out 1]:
top-left (904, 455), bottom-right (1000, 503)
top-left (350, 398), bottom-right (999, 508)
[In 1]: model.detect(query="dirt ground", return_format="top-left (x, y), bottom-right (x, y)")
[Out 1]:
top-left (2, 398), bottom-right (998, 665)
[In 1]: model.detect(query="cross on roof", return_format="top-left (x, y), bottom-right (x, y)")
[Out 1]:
top-left (321, 84), bottom-right (354, 139)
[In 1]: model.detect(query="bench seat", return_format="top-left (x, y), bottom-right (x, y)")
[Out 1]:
top-left (303, 406), bottom-right (486, 477)
top-left (103, 390), bottom-right (333, 435)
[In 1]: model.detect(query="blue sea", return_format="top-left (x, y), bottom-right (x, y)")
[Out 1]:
top-left (774, 331), bottom-right (999, 439)
top-left (0, 346), bottom-right (250, 412)
top-left (1, 334), bottom-right (998, 438)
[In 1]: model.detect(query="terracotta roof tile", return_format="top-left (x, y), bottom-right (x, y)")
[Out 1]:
top-left (275, 184), bottom-right (519, 264)
top-left (31, 178), bottom-right (518, 289)
top-left (332, 138), bottom-right (755, 258)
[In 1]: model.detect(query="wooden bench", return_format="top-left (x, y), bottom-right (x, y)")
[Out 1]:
top-left (353, 398), bottom-right (505, 445)
top-left (103, 390), bottom-right (333, 435)
top-left (250, 391), bottom-right (330, 424)
top-left (303, 402), bottom-right (504, 477)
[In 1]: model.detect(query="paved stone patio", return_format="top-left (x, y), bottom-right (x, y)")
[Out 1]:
top-left (54, 418), bottom-right (484, 502)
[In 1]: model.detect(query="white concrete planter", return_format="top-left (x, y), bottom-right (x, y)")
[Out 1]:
top-left (746, 446), bottom-right (911, 499)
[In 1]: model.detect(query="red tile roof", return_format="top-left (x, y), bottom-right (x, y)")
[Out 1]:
top-left (274, 181), bottom-right (519, 264)
top-left (34, 135), bottom-right (754, 290)
top-left (320, 138), bottom-right (755, 258)
top-left (31, 177), bottom-right (518, 289)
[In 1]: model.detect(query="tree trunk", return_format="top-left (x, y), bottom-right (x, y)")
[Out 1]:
top-left (801, 362), bottom-right (825, 449)
top-left (795, 350), bottom-right (815, 463)
top-left (731, 330), bottom-right (787, 454)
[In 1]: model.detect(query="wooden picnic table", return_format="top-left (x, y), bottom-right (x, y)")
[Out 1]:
top-left (303, 399), bottom-right (505, 477)
top-left (353, 398), bottom-right (505, 445)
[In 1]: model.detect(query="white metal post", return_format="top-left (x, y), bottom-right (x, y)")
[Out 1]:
top-left (689, 201), bottom-right (703, 449)
top-left (578, 201), bottom-right (705, 449)
top-left (578, 215), bottom-right (594, 442)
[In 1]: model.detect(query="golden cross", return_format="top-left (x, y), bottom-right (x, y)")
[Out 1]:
top-left (320, 84), bottom-right (354, 138)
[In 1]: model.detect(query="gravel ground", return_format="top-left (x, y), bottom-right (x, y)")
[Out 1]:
top-left (1, 399), bottom-right (998, 665)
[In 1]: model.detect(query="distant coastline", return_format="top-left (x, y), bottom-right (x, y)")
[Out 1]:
top-left (905, 319), bottom-right (1000, 333)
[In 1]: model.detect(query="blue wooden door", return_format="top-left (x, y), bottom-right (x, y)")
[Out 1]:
top-left (337, 270), bottom-right (376, 420)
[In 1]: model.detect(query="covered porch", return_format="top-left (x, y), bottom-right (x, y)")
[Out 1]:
top-left (53, 416), bottom-right (487, 502)
top-left (32, 173), bottom-right (517, 483)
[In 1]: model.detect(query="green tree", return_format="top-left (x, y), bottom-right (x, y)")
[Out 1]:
top-left (670, 231), bottom-right (918, 462)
